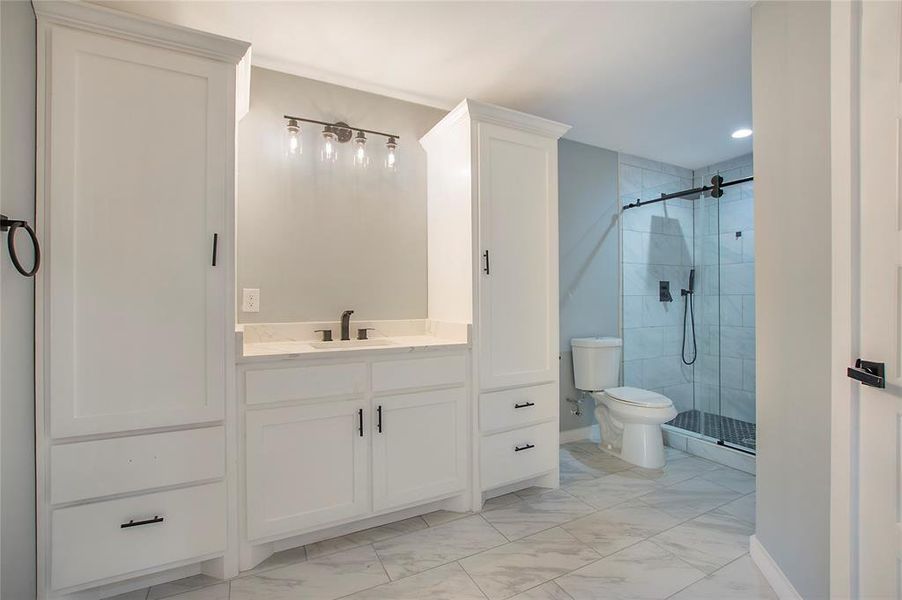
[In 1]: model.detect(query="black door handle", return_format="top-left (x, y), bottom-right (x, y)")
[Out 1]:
top-left (483, 250), bottom-right (490, 274)
top-left (377, 405), bottom-right (382, 433)
top-left (211, 233), bottom-right (219, 267)
top-left (358, 408), bottom-right (363, 437)
top-left (847, 359), bottom-right (886, 388)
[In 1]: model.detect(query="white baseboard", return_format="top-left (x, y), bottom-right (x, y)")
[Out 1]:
top-left (559, 424), bottom-right (599, 444)
top-left (749, 534), bottom-right (803, 600)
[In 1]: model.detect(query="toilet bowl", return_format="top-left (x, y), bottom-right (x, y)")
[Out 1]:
top-left (570, 337), bottom-right (676, 469)
top-left (591, 387), bottom-right (677, 469)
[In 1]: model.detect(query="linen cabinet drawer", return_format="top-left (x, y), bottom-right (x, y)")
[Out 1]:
top-left (480, 383), bottom-right (556, 433)
top-left (372, 354), bottom-right (467, 392)
top-left (51, 482), bottom-right (226, 591)
top-left (481, 421), bottom-right (557, 490)
top-left (51, 427), bottom-right (224, 504)
top-left (245, 362), bottom-right (367, 405)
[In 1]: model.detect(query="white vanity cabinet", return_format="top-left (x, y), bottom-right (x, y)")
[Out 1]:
top-left (239, 349), bottom-right (469, 566)
top-left (372, 387), bottom-right (468, 511)
top-left (421, 100), bottom-right (569, 498)
top-left (245, 399), bottom-right (370, 539)
top-left (34, 3), bottom-right (249, 597)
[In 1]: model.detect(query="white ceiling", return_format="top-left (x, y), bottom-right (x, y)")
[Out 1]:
top-left (95, 1), bottom-right (753, 169)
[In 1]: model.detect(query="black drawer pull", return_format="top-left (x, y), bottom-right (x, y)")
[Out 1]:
top-left (121, 515), bottom-right (164, 529)
top-left (211, 233), bottom-right (219, 267)
top-left (514, 443), bottom-right (535, 452)
top-left (377, 405), bottom-right (383, 433)
top-left (358, 408), bottom-right (364, 437)
top-left (514, 401), bottom-right (535, 409)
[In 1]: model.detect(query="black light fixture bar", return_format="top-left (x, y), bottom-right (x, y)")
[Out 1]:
top-left (283, 114), bottom-right (400, 140)
top-left (622, 175), bottom-right (754, 211)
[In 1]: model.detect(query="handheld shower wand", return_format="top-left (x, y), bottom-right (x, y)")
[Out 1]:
top-left (681, 269), bottom-right (697, 365)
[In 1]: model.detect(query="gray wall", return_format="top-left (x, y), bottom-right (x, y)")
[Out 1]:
top-left (752, 1), bottom-right (831, 597)
top-left (558, 139), bottom-right (620, 431)
top-left (0, 1), bottom-right (37, 597)
top-left (237, 67), bottom-right (445, 323)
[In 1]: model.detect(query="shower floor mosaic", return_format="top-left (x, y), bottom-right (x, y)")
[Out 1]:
top-left (669, 410), bottom-right (757, 451)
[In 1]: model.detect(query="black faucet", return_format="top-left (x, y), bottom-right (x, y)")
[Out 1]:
top-left (340, 310), bottom-right (354, 341)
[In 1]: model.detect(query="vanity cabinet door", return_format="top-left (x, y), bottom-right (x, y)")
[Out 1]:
top-left (42, 26), bottom-right (230, 437)
top-left (372, 388), bottom-right (467, 512)
top-left (477, 122), bottom-right (559, 391)
top-left (245, 400), bottom-right (369, 540)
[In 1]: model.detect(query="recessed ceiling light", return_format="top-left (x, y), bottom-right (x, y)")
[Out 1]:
top-left (731, 128), bottom-right (753, 139)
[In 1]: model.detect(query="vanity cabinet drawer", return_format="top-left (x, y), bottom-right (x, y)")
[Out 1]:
top-left (245, 362), bottom-right (367, 405)
top-left (480, 383), bottom-right (556, 433)
top-left (481, 421), bottom-right (557, 490)
top-left (372, 354), bottom-right (467, 392)
top-left (51, 482), bottom-right (226, 591)
top-left (51, 427), bottom-right (224, 504)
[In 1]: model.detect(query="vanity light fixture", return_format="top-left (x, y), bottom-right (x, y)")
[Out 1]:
top-left (353, 131), bottom-right (368, 167)
top-left (282, 114), bottom-right (400, 171)
top-left (286, 119), bottom-right (301, 155)
top-left (321, 126), bottom-right (338, 164)
top-left (731, 128), bottom-right (753, 139)
top-left (385, 137), bottom-right (398, 171)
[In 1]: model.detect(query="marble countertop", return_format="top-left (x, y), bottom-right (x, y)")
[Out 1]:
top-left (236, 320), bottom-right (470, 364)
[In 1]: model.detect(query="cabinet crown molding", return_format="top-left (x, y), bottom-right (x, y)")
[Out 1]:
top-left (421, 98), bottom-right (571, 148)
top-left (34, 0), bottom-right (251, 64)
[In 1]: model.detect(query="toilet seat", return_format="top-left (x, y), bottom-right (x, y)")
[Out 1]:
top-left (605, 386), bottom-right (672, 408)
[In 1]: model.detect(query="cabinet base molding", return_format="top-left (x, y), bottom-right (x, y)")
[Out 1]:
top-left (46, 561), bottom-right (204, 600)
top-left (240, 493), bottom-right (469, 571)
top-left (482, 469), bottom-right (560, 505)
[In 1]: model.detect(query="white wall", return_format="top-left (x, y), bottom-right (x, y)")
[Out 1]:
top-left (558, 139), bottom-right (620, 431)
top-left (236, 67), bottom-right (445, 324)
top-left (0, 1), bottom-right (37, 597)
top-left (752, 1), bottom-right (831, 597)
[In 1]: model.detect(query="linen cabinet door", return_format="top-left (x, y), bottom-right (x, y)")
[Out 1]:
top-left (245, 400), bottom-right (370, 539)
top-left (372, 387), bottom-right (467, 512)
top-left (43, 26), bottom-right (229, 437)
top-left (477, 122), bottom-right (559, 391)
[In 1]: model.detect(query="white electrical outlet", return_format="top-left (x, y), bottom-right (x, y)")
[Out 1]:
top-left (242, 288), bottom-right (260, 313)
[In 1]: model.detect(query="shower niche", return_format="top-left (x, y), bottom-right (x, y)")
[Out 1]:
top-left (619, 153), bottom-right (756, 453)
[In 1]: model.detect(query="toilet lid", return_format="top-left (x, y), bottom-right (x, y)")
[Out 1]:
top-left (605, 386), bottom-right (673, 408)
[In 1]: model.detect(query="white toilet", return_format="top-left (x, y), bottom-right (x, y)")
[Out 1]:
top-left (571, 337), bottom-right (677, 469)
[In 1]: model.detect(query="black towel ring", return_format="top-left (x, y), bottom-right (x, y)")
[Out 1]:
top-left (1, 214), bottom-right (41, 277)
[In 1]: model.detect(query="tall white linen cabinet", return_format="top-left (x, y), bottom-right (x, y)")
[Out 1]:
top-left (33, 2), bottom-right (249, 598)
top-left (420, 100), bottom-right (570, 501)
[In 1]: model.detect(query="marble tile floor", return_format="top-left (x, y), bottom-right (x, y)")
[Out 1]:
top-left (109, 442), bottom-right (772, 600)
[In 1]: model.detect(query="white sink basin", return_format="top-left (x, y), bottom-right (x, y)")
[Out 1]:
top-left (309, 338), bottom-right (397, 350)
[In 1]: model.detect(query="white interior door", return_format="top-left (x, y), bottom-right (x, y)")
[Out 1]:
top-left (477, 122), bottom-right (558, 391)
top-left (43, 26), bottom-right (227, 437)
top-left (857, 1), bottom-right (902, 595)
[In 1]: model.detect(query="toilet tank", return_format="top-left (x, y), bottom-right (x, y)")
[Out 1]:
top-left (571, 337), bottom-right (622, 391)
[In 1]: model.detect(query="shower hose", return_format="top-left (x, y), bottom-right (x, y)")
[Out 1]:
top-left (681, 291), bottom-right (697, 366)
